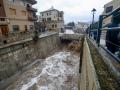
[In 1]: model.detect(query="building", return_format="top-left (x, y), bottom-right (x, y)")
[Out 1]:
top-left (102, 0), bottom-right (120, 27)
top-left (40, 7), bottom-right (64, 32)
top-left (75, 22), bottom-right (89, 34)
top-left (102, 0), bottom-right (120, 53)
top-left (0, 0), bottom-right (37, 37)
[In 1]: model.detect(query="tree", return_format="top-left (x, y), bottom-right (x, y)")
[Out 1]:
top-left (67, 22), bottom-right (75, 27)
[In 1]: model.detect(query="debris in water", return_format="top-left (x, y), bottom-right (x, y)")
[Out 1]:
top-left (6, 51), bottom-right (80, 90)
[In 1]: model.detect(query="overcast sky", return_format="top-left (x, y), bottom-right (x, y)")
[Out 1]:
top-left (33, 0), bottom-right (112, 23)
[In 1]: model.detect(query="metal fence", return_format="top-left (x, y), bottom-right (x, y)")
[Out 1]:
top-left (88, 7), bottom-right (120, 62)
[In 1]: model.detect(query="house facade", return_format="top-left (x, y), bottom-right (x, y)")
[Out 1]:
top-left (102, 0), bottom-right (120, 27)
top-left (0, 0), bottom-right (37, 37)
top-left (75, 22), bottom-right (89, 33)
top-left (40, 7), bottom-right (64, 32)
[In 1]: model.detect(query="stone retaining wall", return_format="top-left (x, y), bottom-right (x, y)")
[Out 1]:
top-left (0, 33), bottom-right (60, 81)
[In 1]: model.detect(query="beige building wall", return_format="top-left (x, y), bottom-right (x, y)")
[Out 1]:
top-left (57, 21), bottom-right (64, 32)
top-left (0, 28), bottom-right (2, 37)
top-left (3, 0), bottom-right (34, 32)
top-left (103, 0), bottom-right (120, 15)
top-left (8, 20), bottom-right (34, 32)
top-left (103, 16), bottom-right (112, 27)
top-left (46, 22), bottom-right (57, 32)
top-left (102, 0), bottom-right (120, 27)
top-left (46, 21), bottom-right (64, 32)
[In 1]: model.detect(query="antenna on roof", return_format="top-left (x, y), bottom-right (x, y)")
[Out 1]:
top-left (49, 0), bottom-right (54, 10)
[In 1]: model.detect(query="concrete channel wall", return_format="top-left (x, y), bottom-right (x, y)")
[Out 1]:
top-left (88, 37), bottom-right (120, 81)
top-left (79, 38), bottom-right (101, 90)
top-left (0, 32), bottom-right (60, 82)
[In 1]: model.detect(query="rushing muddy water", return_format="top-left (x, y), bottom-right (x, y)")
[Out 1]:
top-left (6, 51), bottom-right (80, 90)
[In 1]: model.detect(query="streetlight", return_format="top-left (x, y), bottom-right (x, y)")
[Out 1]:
top-left (91, 8), bottom-right (97, 25)
top-left (89, 8), bottom-right (96, 38)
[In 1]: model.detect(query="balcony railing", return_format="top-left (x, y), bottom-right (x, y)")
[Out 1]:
top-left (0, 17), bottom-right (9, 25)
top-left (26, 0), bottom-right (37, 5)
top-left (28, 16), bottom-right (38, 21)
top-left (27, 5), bottom-right (37, 12)
top-left (0, 30), bottom-right (35, 46)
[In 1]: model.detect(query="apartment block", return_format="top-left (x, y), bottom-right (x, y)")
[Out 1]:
top-left (102, 0), bottom-right (120, 27)
top-left (40, 7), bottom-right (64, 32)
top-left (0, 0), bottom-right (37, 37)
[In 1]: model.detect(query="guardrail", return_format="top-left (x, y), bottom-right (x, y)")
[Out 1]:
top-left (0, 30), bottom-right (35, 46)
top-left (88, 6), bottom-right (120, 63)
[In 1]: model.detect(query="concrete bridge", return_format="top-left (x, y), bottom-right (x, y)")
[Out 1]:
top-left (59, 33), bottom-right (84, 40)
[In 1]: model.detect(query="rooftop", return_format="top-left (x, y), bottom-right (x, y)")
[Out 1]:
top-left (40, 6), bottom-right (63, 13)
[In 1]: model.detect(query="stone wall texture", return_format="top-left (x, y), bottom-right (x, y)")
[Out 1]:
top-left (0, 33), bottom-right (60, 81)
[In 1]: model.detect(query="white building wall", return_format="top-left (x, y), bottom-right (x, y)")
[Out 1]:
top-left (40, 8), bottom-right (64, 32)
top-left (41, 10), bottom-right (59, 21)
top-left (57, 22), bottom-right (64, 32)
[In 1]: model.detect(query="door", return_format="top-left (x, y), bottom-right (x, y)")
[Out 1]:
top-left (0, 26), bottom-right (9, 36)
top-left (24, 25), bottom-right (27, 32)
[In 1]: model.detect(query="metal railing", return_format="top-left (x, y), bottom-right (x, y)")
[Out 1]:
top-left (0, 30), bottom-right (35, 46)
top-left (0, 17), bottom-right (9, 25)
top-left (88, 7), bottom-right (120, 62)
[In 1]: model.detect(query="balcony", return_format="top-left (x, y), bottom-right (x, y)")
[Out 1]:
top-left (26, 0), bottom-right (37, 5)
top-left (28, 16), bottom-right (38, 21)
top-left (27, 5), bottom-right (37, 12)
top-left (0, 17), bottom-right (10, 25)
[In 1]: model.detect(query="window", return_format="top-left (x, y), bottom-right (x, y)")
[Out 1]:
top-left (59, 13), bottom-right (63, 17)
top-left (24, 25), bottom-right (27, 31)
top-left (13, 25), bottom-right (19, 32)
top-left (47, 18), bottom-right (51, 21)
top-left (9, 8), bottom-right (16, 15)
top-left (52, 24), bottom-right (54, 28)
top-left (55, 24), bottom-right (57, 28)
top-left (106, 6), bottom-right (113, 13)
top-left (42, 18), bottom-right (46, 22)
top-left (21, 11), bottom-right (26, 16)
top-left (49, 12), bottom-right (51, 15)
top-left (61, 28), bottom-right (64, 33)
top-left (8, 0), bottom-right (15, 3)
top-left (30, 25), bottom-right (33, 30)
top-left (0, 18), bottom-right (5, 21)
